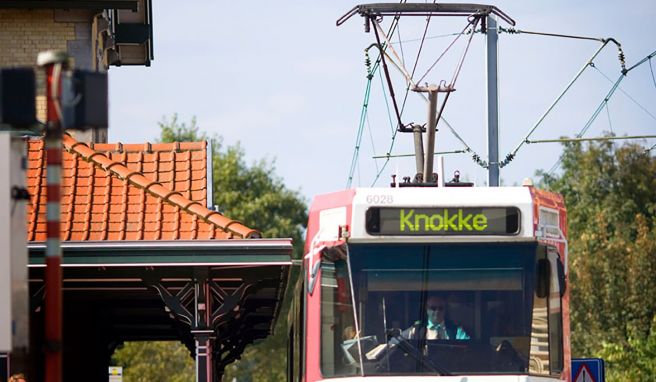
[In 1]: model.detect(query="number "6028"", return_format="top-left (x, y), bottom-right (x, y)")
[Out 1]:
top-left (366, 194), bottom-right (393, 204)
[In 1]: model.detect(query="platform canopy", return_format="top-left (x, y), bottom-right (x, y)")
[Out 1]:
top-left (28, 240), bottom-right (291, 374)
top-left (25, 135), bottom-right (294, 381)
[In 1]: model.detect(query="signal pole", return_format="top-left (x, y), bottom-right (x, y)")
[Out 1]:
top-left (486, 15), bottom-right (500, 187)
top-left (37, 50), bottom-right (69, 382)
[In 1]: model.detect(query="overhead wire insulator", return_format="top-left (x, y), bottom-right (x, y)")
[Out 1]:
top-left (500, 27), bottom-right (519, 34)
top-left (498, 153), bottom-right (515, 168)
top-left (618, 48), bottom-right (627, 75)
top-left (472, 153), bottom-right (489, 169)
top-left (364, 48), bottom-right (373, 80)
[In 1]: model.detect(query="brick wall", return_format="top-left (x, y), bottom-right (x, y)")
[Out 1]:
top-left (0, 9), bottom-right (106, 142)
top-left (1, 10), bottom-right (75, 121)
top-left (0, 10), bottom-right (75, 67)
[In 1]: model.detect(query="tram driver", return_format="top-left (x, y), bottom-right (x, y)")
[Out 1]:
top-left (401, 294), bottom-right (470, 340)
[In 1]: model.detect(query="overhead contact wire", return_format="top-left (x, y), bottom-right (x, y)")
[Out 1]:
top-left (372, 13), bottom-right (483, 184)
top-left (346, 11), bottom-right (404, 187)
top-left (371, 8), bottom-right (434, 185)
top-left (646, 142), bottom-right (656, 153)
top-left (346, 78), bottom-right (373, 187)
top-left (546, 74), bottom-right (625, 175)
top-left (416, 17), bottom-right (476, 85)
top-left (451, 17), bottom-right (479, 86)
top-left (593, 65), bottom-right (656, 122)
top-left (546, 49), bottom-right (656, 175)
top-left (366, 113), bottom-right (380, 174)
top-left (396, 24), bottom-right (406, 67)
top-left (505, 41), bottom-right (611, 166)
top-left (649, 56), bottom-right (656, 89)
top-left (372, 16), bottom-right (405, 130)
top-left (378, 68), bottom-right (396, 134)
top-left (499, 27), bottom-right (605, 43)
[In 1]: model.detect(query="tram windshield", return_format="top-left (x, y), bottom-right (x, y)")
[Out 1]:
top-left (320, 242), bottom-right (563, 377)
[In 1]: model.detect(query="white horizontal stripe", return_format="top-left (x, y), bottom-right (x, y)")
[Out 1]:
top-left (46, 238), bottom-right (61, 257)
top-left (46, 203), bottom-right (60, 221)
top-left (46, 165), bottom-right (61, 183)
top-left (28, 239), bottom-right (293, 250)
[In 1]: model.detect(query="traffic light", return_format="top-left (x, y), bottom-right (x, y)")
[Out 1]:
top-left (0, 68), bottom-right (36, 128)
top-left (61, 70), bottom-right (108, 131)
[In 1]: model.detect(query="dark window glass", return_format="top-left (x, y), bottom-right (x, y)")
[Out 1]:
top-left (320, 243), bottom-right (546, 376)
top-left (547, 251), bottom-right (564, 373)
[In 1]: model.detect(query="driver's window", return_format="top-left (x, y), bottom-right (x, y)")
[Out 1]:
top-left (547, 250), bottom-right (564, 373)
top-left (320, 260), bottom-right (358, 377)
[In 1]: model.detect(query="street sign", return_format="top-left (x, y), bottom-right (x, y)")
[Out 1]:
top-left (572, 358), bottom-right (605, 382)
top-left (109, 366), bottom-right (123, 382)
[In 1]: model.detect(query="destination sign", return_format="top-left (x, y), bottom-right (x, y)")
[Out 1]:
top-left (365, 207), bottom-right (520, 236)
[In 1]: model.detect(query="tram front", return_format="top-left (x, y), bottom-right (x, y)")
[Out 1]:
top-left (298, 187), bottom-right (570, 382)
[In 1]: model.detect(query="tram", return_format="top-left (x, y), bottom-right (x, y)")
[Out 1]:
top-left (288, 185), bottom-right (570, 381)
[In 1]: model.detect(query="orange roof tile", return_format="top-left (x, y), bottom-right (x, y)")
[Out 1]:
top-left (27, 135), bottom-right (260, 242)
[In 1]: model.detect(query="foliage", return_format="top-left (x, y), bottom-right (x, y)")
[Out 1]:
top-left (157, 113), bottom-right (206, 143)
top-left (158, 113), bottom-right (307, 258)
top-left (113, 115), bottom-right (308, 381)
top-left (112, 342), bottom-right (195, 382)
top-left (538, 140), bottom-right (656, 379)
top-left (598, 316), bottom-right (656, 381)
top-left (210, 140), bottom-right (306, 258)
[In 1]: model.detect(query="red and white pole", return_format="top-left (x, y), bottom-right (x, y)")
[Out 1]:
top-left (37, 50), bottom-right (69, 382)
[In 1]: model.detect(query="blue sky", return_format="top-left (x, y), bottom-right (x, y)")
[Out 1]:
top-left (109, 1), bottom-right (656, 201)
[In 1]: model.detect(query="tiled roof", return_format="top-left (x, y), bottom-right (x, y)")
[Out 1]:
top-left (26, 135), bottom-right (259, 241)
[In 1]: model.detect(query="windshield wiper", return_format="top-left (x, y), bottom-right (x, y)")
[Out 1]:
top-left (387, 332), bottom-right (452, 376)
top-left (400, 337), bottom-right (451, 376)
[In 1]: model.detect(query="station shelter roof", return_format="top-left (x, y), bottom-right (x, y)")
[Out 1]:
top-left (26, 135), bottom-right (258, 241)
top-left (24, 134), bottom-right (292, 375)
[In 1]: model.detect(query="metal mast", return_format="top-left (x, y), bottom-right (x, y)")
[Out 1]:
top-left (486, 15), bottom-right (500, 187)
top-left (338, 3), bottom-right (515, 187)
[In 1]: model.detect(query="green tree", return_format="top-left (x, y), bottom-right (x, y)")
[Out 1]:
top-left (112, 342), bottom-right (195, 382)
top-left (539, 139), bottom-right (656, 380)
top-left (157, 113), bottom-right (206, 143)
top-left (113, 115), bottom-right (308, 381)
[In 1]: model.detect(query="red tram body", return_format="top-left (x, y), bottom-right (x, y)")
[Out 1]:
top-left (289, 186), bottom-right (570, 382)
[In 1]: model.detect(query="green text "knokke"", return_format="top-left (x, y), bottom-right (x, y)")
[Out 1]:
top-left (399, 209), bottom-right (488, 232)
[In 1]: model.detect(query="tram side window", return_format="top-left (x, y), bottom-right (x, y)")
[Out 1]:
top-left (548, 252), bottom-right (564, 373)
top-left (288, 277), bottom-right (305, 382)
top-left (529, 276), bottom-right (549, 374)
top-left (288, 325), bottom-right (294, 382)
top-left (320, 260), bottom-right (357, 378)
top-left (529, 253), bottom-right (564, 376)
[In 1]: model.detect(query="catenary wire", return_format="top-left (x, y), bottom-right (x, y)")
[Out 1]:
top-left (416, 18), bottom-right (477, 85)
top-left (605, 102), bottom-right (614, 136)
top-left (546, 50), bottom-right (656, 175)
top-left (593, 65), bottom-right (656, 122)
top-left (527, 135), bottom-right (656, 144)
top-left (378, 64), bottom-right (396, 134)
top-left (370, 8), bottom-right (483, 185)
top-left (372, 16), bottom-right (484, 182)
top-left (346, 76), bottom-right (374, 187)
top-left (498, 27), bottom-right (605, 43)
top-left (396, 23), bottom-right (406, 67)
top-left (546, 74), bottom-right (625, 175)
top-left (370, 8), bottom-right (434, 186)
top-left (346, 10), bottom-right (404, 187)
top-left (366, 112), bottom-right (380, 175)
top-left (373, 149), bottom-right (467, 159)
top-left (503, 41), bottom-right (612, 167)
top-left (391, 31), bottom-right (467, 45)
top-left (650, 56), bottom-right (656, 89)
